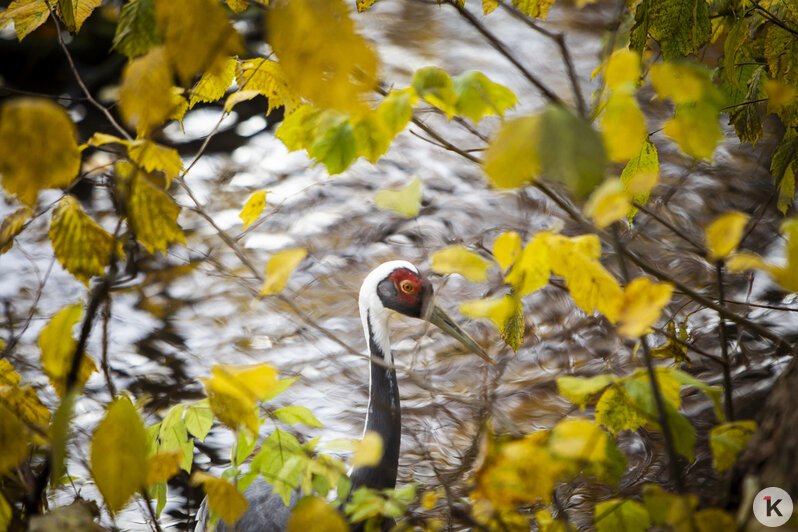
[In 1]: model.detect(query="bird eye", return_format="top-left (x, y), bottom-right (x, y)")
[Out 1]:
top-left (400, 280), bottom-right (415, 293)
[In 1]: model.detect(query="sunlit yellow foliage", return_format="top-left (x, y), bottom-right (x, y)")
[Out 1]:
top-left (556, 374), bottom-right (616, 409)
top-left (155, 0), bottom-right (241, 86)
top-left (482, 0), bottom-right (499, 14)
top-left (49, 196), bottom-right (118, 284)
top-left (431, 245), bottom-right (492, 282)
top-left (0, 403), bottom-right (29, 476)
top-left (0, 0), bottom-right (48, 40)
top-left (593, 499), bottom-right (650, 532)
top-left (601, 92), bottom-right (647, 162)
top-left (460, 295), bottom-right (524, 351)
top-left (58, 0), bottom-right (101, 33)
top-left (356, 0), bottom-right (379, 13)
top-left (91, 396), bottom-right (148, 512)
top-left (620, 141), bottom-right (658, 221)
top-left (192, 471), bottom-right (249, 526)
top-left (493, 231), bottom-right (522, 271)
top-left (128, 140), bottom-right (183, 186)
top-left (650, 63), bottom-right (710, 104)
top-left (504, 233), bottom-right (550, 295)
top-left (239, 190), bottom-right (269, 230)
top-left (38, 303), bottom-right (97, 397)
top-left (710, 420), bottom-right (756, 473)
top-left (727, 218), bottom-right (798, 292)
top-left (585, 179), bottom-right (630, 229)
top-left (353, 431), bottom-right (383, 468)
top-left (288, 496), bottom-right (348, 532)
top-left (514, 0), bottom-right (555, 19)
top-left (548, 418), bottom-right (609, 463)
top-left (0, 98), bottom-right (81, 206)
top-left (236, 58), bottom-right (300, 114)
top-left (147, 451), bottom-right (181, 486)
top-left (452, 71), bottom-right (518, 123)
top-left (115, 161), bottom-right (185, 254)
top-left (201, 364), bottom-right (278, 433)
top-left (0, 206), bottom-right (32, 254)
top-left (268, 0), bottom-right (378, 113)
top-left (485, 116), bottom-right (544, 189)
top-left (604, 49), bottom-right (640, 90)
top-left (616, 277), bottom-right (673, 338)
top-left (705, 211), bottom-right (749, 261)
top-left (374, 177), bottom-right (422, 218)
top-left (118, 47), bottom-right (178, 136)
top-left (377, 88), bottom-right (416, 137)
top-left (664, 103), bottom-right (723, 160)
top-left (273, 405), bottom-right (323, 427)
top-left (0, 493), bottom-right (10, 531)
top-left (189, 57), bottom-right (236, 108)
top-left (260, 248), bottom-right (308, 295)
top-left (651, 320), bottom-right (690, 365)
top-left (413, 67), bottom-right (458, 119)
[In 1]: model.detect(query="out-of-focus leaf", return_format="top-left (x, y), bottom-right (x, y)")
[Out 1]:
top-left (260, 248), bottom-right (307, 296)
top-left (377, 88), bottom-right (416, 137)
top-left (0, 98), bottom-right (81, 206)
top-left (593, 499), bottom-right (650, 532)
top-left (118, 47), bottom-right (178, 136)
top-left (620, 141), bottom-right (659, 221)
top-left (201, 364), bottom-right (278, 433)
top-left (0, 206), bottom-right (32, 254)
top-left (413, 67), bottom-right (458, 118)
top-left (642, 484), bottom-right (697, 530)
top-left (236, 58), bottom-right (300, 114)
top-left (431, 245), bottom-right (492, 282)
top-left (91, 396), bottom-right (148, 513)
top-left (239, 190), bottom-right (269, 230)
top-left (585, 179), bottom-right (630, 229)
top-left (128, 140), bottom-right (182, 186)
top-left (308, 115), bottom-right (358, 175)
top-left (192, 471), bottom-right (248, 526)
top-left (705, 211), bottom-right (749, 261)
top-left (601, 92), bottom-right (647, 162)
top-left (710, 420), bottom-right (756, 473)
top-left (273, 406), bottom-right (323, 428)
top-left (147, 451), bottom-right (181, 486)
top-left (112, 0), bottom-right (160, 59)
top-left (504, 233), bottom-right (550, 296)
top-left (50, 389), bottom-right (77, 484)
top-left (695, 508), bottom-right (737, 532)
top-left (185, 399), bottom-right (213, 441)
top-left (493, 231), bottom-right (522, 271)
top-left (38, 303), bottom-right (97, 397)
top-left (353, 431), bottom-right (383, 468)
top-left (374, 177), bottom-right (422, 218)
top-left (651, 320), bottom-right (690, 366)
top-left (460, 295), bottom-right (524, 351)
top-left (252, 428), bottom-right (306, 505)
top-left (483, 115), bottom-right (542, 189)
top-left (288, 496), bottom-right (348, 532)
top-left (556, 374), bottom-right (617, 409)
top-left (616, 277), bottom-right (673, 338)
top-left (604, 49), bottom-right (640, 90)
top-left (0, 403), bottom-right (30, 476)
top-left (452, 71), bottom-right (517, 123)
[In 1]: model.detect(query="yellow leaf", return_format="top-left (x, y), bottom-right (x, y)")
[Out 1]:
top-left (239, 190), bottom-right (269, 230)
top-left (115, 161), bottom-right (185, 254)
top-left (452, 70), bottom-right (518, 123)
top-left (482, 0), bottom-right (499, 14)
top-left (460, 295), bottom-right (517, 334)
top-left (147, 451), bottom-right (181, 486)
top-left (601, 92), bottom-right (647, 162)
top-left (374, 176), bottom-right (422, 218)
top-left (616, 277), bottom-right (673, 338)
top-left (192, 472), bottom-right (248, 526)
top-left (650, 63), bottom-right (709, 104)
top-left (288, 496), bottom-right (348, 532)
top-left (225, 0), bottom-right (248, 14)
top-left (493, 231), bottom-right (522, 271)
top-left (514, 0), bottom-right (555, 18)
top-left (49, 196), bottom-right (117, 284)
top-left (483, 115), bottom-right (542, 188)
top-left (620, 141), bottom-right (659, 221)
top-left (0, 206), bottom-right (32, 254)
top-left (604, 49), bottom-right (640, 90)
top-left (705, 211), bottom-right (749, 261)
top-left (224, 89), bottom-right (260, 112)
top-left (356, 0), bottom-right (379, 12)
top-left (0, 359), bottom-right (21, 387)
top-left (155, 0), bottom-right (242, 86)
top-left (58, 0), bottom-right (101, 32)
top-left (549, 418), bottom-right (608, 463)
top-left (765, 79), bottom-right (797, 114)
top-left (91, 396), bottom-right (148, 513)
top-left (236, 58), bottom-right (300, 114)
top-left (0, 493), bottom-right (10, 531)
top-left (0, 404), bottom-right (29, 476)
top-left (38, 303), bottom-right (97, 397)
top-left (260, 248), bottom-right (308, 295)
top-left (710, 420), bottom-right (756, 473)
top-left (128, 140), bottom-right (183, 186)
top-left (201, 364), bottom-right (278, 433)
top-left (377, 88), bottom-right (416, 137)
top-left (505, 234), bottom-right (551, 296)
top-left (0, 98), bottom-right (81, 206)
top-left (268, 0), bottom-right (377, 113)
top-left (421, 491), bottom-right (439, 510)
top-left (275, 104), bottom-right (323, 152)
top-left (663, 102), bottom-right (723, 160)
top-left (352, 431), bottom-right (383, 467)
top-left (431, 245), bottom-right (492, 282)
top-left (556, 374), bottom-right (617, 409)
top-left (352, 113), bottom-right (392, 163)
top-left (118, 47), bottom-right (178, 136)
top-left (85, 132), bottom-right (127, 148)
top-left (189, 57), bottom-right (237, 108)
top-left (585, 179), bottom-right (630, 229)
top-left (412, 67), bottom-right (458, 119)
top-left (726, 252), bottom-right (776, 275)
top-left (0, 0), bottom-right (49, 41)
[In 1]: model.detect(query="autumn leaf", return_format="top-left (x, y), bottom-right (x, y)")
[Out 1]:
top-left (620, 141), bottom-right (659, 221)
top-left (239, 190), bottom-right (269, 230)
top-left (353, 431), bottom-right (383, 468)
top-left (452, 71), bottom-right (517, 123)
top-left (710, 420), bottom-right (756, 473)
top-left (705, 211), bottom-right (749, 261)
top-left (585, 179), bottom-right (630, 229)
top-left (38, 303), bottom-right (97, 397)
top-left (556, 374), bottom-right (617, 409)
top-left (374, 177), bottom-right (422, 218)
top-left (273, 406), bottom-right (324, 428)
top-left (493, 231), bottom-right (522, 271)
top-left (268, 0), bottom-right (377, 113)
top-left (288, 496), bottom-right (348, 532)
top-left (189, 57), bottom-right (236, 108)
top-left (112, 0), bottom-right (160, 59)
top-left (431, 245), bottom-right (492, 282)
top-left (308, 114), bottom-right (358, 175)
top-left (0, 98), bottom-right (81, 206)
top-left (118, 47), bottom-right (178, 136)
top-left (0, 403), bottom-right (30, 476)
top-left (483, 115), bottom-right (543, 189)
top-left (49, 196), bottom-right (118, 284)
top-left (514, 0), bottom-right (555, 19)
top-left (377, 88), bottom-right (416, 137)
top-left (616, 277), bottom-right (673, 338)
top-left (0, 0), bottom-right (49, 41)
top-left (127, 140), bottom-right (183, 186)
top-left (460, 295), bottom-right (524, 351)
top-left (58, 0), bottom-right (101, 33)
top-left (504, 234), bottom-right (551, 296)
top-left (604, 49), bottom-right (640, 90)
top-left (594, 499), bottom-right (650, 532)
top-left (147, 451), bottom-right (181, 486)
top-left (352, 114), bottom-right (392, 164)
top-left (192, 472), bottom-right (248, 526)
top-left (91, 396), bottom-right (148, 513)
top-left (413, 67), bottom-right (458, 118)
top-left (184, 399), bottom-right (214, 441)
top-left (664, 102), bottom-right (723, 160)
top-left (601, 92), bottom-right (647, 162)
top-left (236, 58), bottom-right (300, 114)
top-left (0, 206), bottom-right (32, 254)
top-left (200, 364), bottom-right (278, 433)
top-left (260, 248), bottom-right (308, 295)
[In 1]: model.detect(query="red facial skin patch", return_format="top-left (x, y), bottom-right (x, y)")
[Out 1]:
top-left (388, 269), bottom-right (422, 307)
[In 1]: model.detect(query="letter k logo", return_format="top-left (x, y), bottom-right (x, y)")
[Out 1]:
top-left (765, 496), bottom-right (783, 517)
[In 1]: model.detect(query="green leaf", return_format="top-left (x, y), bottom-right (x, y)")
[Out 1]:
top-left (630, 0), bottom-right (711, 60)
top-left (538, 105), bottom-right (607, 197)
top-left (556, 374), bottom-right (617, 409)
top-left (593, 499), bottom-right (650, 532)
top-left (668, 367), bottom-right (725, 422)
top-left (377, 88), bottom-right (416, 137)
top-left (770, 129), bottom-right (798, 214)
top-left (308, 117), bottom-right (358, 175)
top-left (112, 0), bottom-right (160, 58)
top-left (273, 406), bottom-right (324, 428)
top-left (729, 66), bottom-right (764, 145)
top-left (412, 67), bottom-right (458, 118)
top-left (252, 429), bottom-right (307, 505)
top-left (642, 484), bottom-right (698, 529)
top-left (185, 399), bottom-right (214, 441)
top-left (452, 71), bottom-right (517, 123)
top-left (50, 389), bottom-right (77, 485)
top-left (235, 428), bottom-right (258, 466)
top-left (352, 114), bottom-right (392, 164)
top-left (374, 177), bottom-right (422, 218)
top-left (91, 396), bottom-right (148, 513)
top-left (709, 420), bottom-right (756, 473)
top-left (723, 18), bottom-right (750, 89)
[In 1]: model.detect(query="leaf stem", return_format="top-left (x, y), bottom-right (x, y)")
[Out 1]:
top-left (716, 261), bottom-right (735, 421)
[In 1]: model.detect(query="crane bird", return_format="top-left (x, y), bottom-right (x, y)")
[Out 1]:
top-left (196, 260), bottom-right (490, 531)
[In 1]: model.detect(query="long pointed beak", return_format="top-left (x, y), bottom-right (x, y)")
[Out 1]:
top-left (426, 304), bottom-right (493, 364)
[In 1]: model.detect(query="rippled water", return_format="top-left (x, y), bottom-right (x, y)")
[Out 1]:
top-left (2, 0), bottom-right (796, 530)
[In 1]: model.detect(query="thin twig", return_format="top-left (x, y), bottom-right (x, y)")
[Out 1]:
top-left (715, 261), bottom-right (735, 421)
top-left (100, 295), bottom-right (116, 398)
top-left (141, 489), bottom-right (165, 532)
top-left (631, 201), bottom-right (706, 254)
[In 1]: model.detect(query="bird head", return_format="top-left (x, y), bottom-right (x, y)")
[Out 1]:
top-left (359, 260), bottom-right (491, 364)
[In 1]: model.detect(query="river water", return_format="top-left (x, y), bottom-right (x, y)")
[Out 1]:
top-left (1, 0), bottom-right (795, 530)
